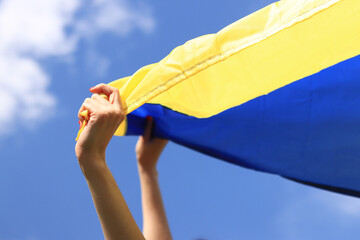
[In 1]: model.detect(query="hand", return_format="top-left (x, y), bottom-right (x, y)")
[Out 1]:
top-left (135, 117), bottom-right (168, 172)
top-left (75, 84), bottom-right (124, 167)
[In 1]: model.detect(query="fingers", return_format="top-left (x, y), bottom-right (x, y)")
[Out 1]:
top-left (80, 94), bottom-right (109, 118)
top-left (79, 86), bottom-right (120, 115)
top-left (90, 83), bottom-right (122, 109)
top-left (143, 116), bottom-right (153, 141)
top-left (91, 93), bottom-right (109, 103)
top-left (78, 97), bottom-right (98, 121)
top-left (78, 98), bottom-right (90, 121)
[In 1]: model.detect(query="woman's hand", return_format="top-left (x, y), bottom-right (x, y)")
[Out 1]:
top-left (136, 117), bottom-right (172, 240)
top-left (135, 117), bottom-right (168, 172)
top-left (75, 84), bottom-right (124, 170)
top-left (75, 84), bottom-right (145, 240)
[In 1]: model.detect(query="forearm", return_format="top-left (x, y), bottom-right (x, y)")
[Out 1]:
top-left (138, 166), bottom-right (172, 240)
top-left (82, 157), bottom-right (145, 240)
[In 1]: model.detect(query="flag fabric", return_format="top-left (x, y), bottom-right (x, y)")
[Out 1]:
top-left (106, 0), bottom-right (360, 196)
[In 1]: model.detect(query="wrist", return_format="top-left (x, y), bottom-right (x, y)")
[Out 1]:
top-left (78, 154), bottom-right (108, 180)
top-left (137, 164), bottom-right (158, 177)
top-left (76, 142), bottom-right (106, 161)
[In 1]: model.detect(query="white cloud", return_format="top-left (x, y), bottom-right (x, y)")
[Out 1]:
top-left (0, 0), bottom-right (79, 56)
top-left (77, 0), bottom-right (155, 36)
top-left (273, 189), bottom-right (360, 240)
top-left (0, 54), bottom-right (55, 131)
top-left (312, 190), bottom-right (360, 217)
top-left (0, 0), bottom-right (155, 135)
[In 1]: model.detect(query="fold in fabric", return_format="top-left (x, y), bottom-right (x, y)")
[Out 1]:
top-left (91, 0), bottom-right (360, 196)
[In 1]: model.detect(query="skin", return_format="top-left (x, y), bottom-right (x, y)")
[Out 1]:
top-left (136, 117), bottom-right (172, 240)
top-left (75, 83), bottom-right (172, 240)
top-left (75, 83), bottom-right (144, 240)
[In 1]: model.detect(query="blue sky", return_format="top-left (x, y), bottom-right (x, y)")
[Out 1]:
top-left (1, 0), bottom-right (360, 239)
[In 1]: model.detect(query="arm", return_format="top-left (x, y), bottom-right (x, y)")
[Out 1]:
top-left (75, 84), bottom-right (145, 240)
top-left (136, 117), bottom-right (172, 240)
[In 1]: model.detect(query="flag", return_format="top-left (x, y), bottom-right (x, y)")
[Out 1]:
top-left (105, 0), bottom-right (360, 196)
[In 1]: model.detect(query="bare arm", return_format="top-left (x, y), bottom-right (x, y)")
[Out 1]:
top-left (75, 84), bottom-right (145, 240)
top-left (136, 117), bottom-right (172, 240)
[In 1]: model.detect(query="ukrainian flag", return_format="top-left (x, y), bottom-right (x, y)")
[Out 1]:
top-left (105, 0), bottom-right (360, 196)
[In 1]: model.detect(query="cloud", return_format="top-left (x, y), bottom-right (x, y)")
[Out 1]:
top-left (272, 189), bottom-right (360, 240)
top-left (76, 0), bottom-right (155, 36)
top-left (0, 54), bottom-right (55, 133)
top-left (0, 0), bottom-right (155, 135)
top-left (312, 190), bottom-right (360, 217)
top-left (0, 0), bottom-right (79, 56)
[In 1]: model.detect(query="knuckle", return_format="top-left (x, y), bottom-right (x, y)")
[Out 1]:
top-left (114, 88), bottom-right (120, 95)
top-left (99, 83), bottom-right (107, 89)
top-left (116, 110), bottom-right (125, 122)
top-left (113, 107), bottom-right (120, 114)
top-left (108, 108), bottom-right (121, 120)
top-left (112, 107), bottom-right (122, 117)
top-left (97, 110), bottom-right (107, 118)
top-left (100, 109), bottom-right (113, 120)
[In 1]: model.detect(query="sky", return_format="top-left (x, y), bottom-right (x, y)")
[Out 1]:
top-left (1, 0), bottom-right (360, 239)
